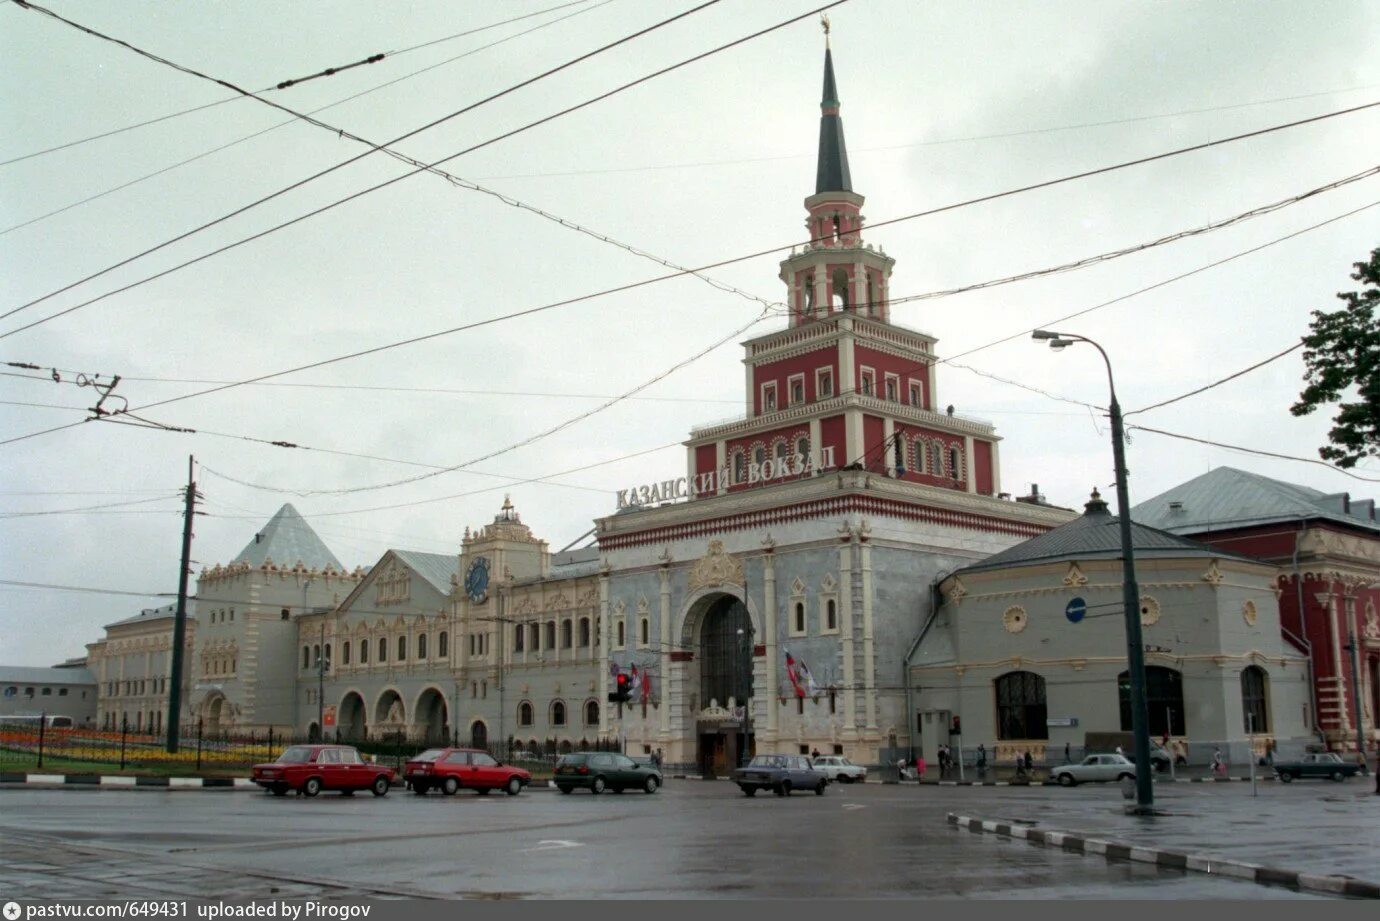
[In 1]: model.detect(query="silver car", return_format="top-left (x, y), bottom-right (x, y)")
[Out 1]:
top-left (1049, 754), bottom-right (1138, 786)
top-left (811, 755), bottom-right (867, 783)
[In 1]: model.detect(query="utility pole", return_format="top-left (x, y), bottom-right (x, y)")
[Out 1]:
top-left (165, 455), bottom-right (197, 752)
top-left (318, 622), bottom-right (326, 738)
top-left (1345, 632), bottom-right (1369, 774)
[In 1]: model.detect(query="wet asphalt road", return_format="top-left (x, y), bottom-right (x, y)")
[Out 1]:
top-left (0, 780), bottom-right (1353, 900)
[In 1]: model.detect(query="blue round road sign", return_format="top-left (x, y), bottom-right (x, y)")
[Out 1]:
top-left (1065, 597), bottom-right (1087, 624)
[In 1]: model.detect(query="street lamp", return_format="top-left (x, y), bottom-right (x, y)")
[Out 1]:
top-left (1033, 329), bottom-right (1155, 813)
top-left (736, 626), bottom-right (754, 767)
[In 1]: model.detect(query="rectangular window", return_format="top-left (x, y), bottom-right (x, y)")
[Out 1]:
top-left (859, 367), bottom-right (875, 397)
top-left (884, 374), bottom-right (899, 402)
top-left (788, 374), bottom-right (805, 406)
top-left (816, 368), bottom-right (834, 398)
top-left (761, 382), bottom-right (778, 413)
top-left (908, 380), bottom-right (922, 407)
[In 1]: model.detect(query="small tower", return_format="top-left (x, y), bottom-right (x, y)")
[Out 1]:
top-left (779, 24), bottom-right (895, 326)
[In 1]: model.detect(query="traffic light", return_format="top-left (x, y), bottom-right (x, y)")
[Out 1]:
top-left (950, 715), bottom-right (961, 735)
top-left (609, 671), bottom-right (631, 703)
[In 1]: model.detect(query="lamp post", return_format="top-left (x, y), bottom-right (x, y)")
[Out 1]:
top-left (1033, 329), bottom-right (1155, 813)
top-left (737, 625), bottom-right (754, 767)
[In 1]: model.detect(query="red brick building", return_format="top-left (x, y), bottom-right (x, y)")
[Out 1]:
top-left (1136, 467), bottom-right (1380, 756)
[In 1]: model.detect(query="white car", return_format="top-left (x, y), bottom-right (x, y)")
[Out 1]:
top-left (1049, 754), bottom-right (1137, 786)
top-left (811, 755), bottom-right (867, 783)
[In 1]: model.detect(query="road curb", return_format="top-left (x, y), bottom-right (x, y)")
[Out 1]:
top-left (946, 811), bottom-right (1380, 899)
top-left (1, 772), bottom-right (258, 790)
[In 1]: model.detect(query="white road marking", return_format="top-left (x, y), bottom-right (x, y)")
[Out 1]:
top-left (842, 803), bottom-right (866, 810)
top-left (521, 839), bottom-right (585, 853)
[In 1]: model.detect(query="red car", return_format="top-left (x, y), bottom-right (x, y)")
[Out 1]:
top-left (251, 744), bottom-right (395, 797)
top-left (403, 747), bottom-right (530, 796)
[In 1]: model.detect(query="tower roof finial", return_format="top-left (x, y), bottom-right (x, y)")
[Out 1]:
top-left (821, 13), bottom-right (830, 47)
top-left (815, 27), bottom-right (851, 194)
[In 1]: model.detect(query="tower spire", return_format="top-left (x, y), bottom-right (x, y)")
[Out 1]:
top-left (815, 26), bottom-right (852, 195)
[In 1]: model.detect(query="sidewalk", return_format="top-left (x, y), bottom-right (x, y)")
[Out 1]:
top-left (952, 780), bottom-right (1380, 889)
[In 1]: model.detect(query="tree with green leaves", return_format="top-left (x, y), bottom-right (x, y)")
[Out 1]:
top-left (1290, 247), bottom-right (1380, 468)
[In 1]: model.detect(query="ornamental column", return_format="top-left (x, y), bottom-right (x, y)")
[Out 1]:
top-left (658, 552), bottom-right (672, 739)
top-left (860, 522), bottom-right (877, 730)
top-left (762, 536), bottom-right (779, 736)
top-left (838, 523), bottom-right (857, 734)
top-left (598, 565), bottom-right (611, 735)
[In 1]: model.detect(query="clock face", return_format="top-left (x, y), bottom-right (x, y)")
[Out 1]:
top-left (464, 557), bottom-right (490, 604)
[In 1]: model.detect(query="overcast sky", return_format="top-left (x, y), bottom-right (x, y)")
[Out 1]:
top-left (2, 0), bottom-right (1379, 667)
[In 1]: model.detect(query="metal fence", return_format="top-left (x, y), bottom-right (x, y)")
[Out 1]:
top-left (0, 718), bottom-right (624, 774)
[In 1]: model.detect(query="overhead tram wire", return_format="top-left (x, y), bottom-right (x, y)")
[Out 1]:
top-left (3, 169), bottom-right (1373, 457)
top-left (123, 309), bottom-right (771, 497)
top-left (4, 85), bottom-right (1376, 353)
top-left (471, 81), bottom-right (1380, 181)
top-left (0, 0), bottom-right (616, 239)
top-left (1125, 342), bottom-right (1306, 417)
top-left (1127, 425), bottom-right (1380, 484)
top-left (0, 0), bottom-right (737, 329)
top-left (0, 0), bottom-right (598, 169)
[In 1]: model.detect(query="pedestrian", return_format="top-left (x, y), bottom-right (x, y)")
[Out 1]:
top-left (1023, 750), bottom-right (1033, 774)
top-left (1063, 742), bottom-right (1071, 764)
top-left (1266, 739), bottom-right (1276, 766)
top-left (938, 744), bottom-right (949, 774)
top-left (976, 744), bottom-right (987, 776)
top-left (915, 754), bottom-right (927, 783)
top-left (1211, 747), bottom-right (1225, 776)
top-left (1115, 744), bottom-right (1123, 757)
top-left (652, 747), bottom-right (663, 768)
top-left (811, 747), bottom-right (820, 761)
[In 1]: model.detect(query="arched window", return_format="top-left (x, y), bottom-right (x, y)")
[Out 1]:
top-left (561, 619), bottom-right (573, 648)
top-left (438, 631), bottom-right (448, 658)
top-left (995, 671), bottom-right (1048, 740)
top-left (551, 700), bottom-right (567, 727)
top-left (1118, 667), bottom-right (1184, 736)
top-left (616, 620), bottom-right (626, 647)
top-left (302, 646), bottom-right (310, 669)
top-left (584, 699), bottom-right (599, 725)
top-left (397, 636), bottom-right (407, 662)
top-left (826, 599), bottom-right (837, 631)
top-left (913, 439), bottom-right (927, 474)
top-left (342, 641), bottom-right (351, 666)
top-left (324, 643), bottom-right (331, 668)
top-left (312, 644), bottom-right (321, 667)
top-left (417, 633), bottom-right (427, 660)
top-left (796, 436), bottom-right (810, 461)
top-left (732, 451), bottom-right (747, 484)
top-left (518, 701), bottom-right (534, 727)
top-left (545, 621), bottom-right (556, 649)
top-left (831, 268), bottom-right (849, 309)
top-left (360, 639), bottom-right (369, 664)
top-left (378, 638), bottom-right (387, 663)
top-left (514, 624), bottom-right (525, 652)
top-left (774, 439), bottom-right (789, 466)
top-left (639, 618), bottom-right (649, 646)
top-left (794, 602), bottom-right (805, 633)
top-left (753, 446), bottom-right (766, 468)
top-left (579, 617), bottom-right (591, 647)
top-left (1241, 665), bottom-right (1269, 733)
top-left (529, 623), bottom-right (540, 651)
top-left (949, 445), bottom-right (963, 479)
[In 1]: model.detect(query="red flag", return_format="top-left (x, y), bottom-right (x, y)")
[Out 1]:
top-left (641, 669), bottom-right (651, 704)
top-left (784, 649), bottom-right (805, 698)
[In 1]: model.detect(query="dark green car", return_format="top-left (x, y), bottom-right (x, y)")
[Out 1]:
top-left (555, 752), bottom-right (662, 794)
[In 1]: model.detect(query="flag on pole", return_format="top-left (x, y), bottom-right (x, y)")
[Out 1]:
top-left (796, 655), bottom-right (819, 696)
top-left (630, 664), bottom-right (643, 696)
top-left (641, 669), bottom-right (652, 704)
top-left (784, 648), bottom-right (805, 698)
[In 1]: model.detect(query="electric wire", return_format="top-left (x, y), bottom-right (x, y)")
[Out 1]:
top-left (473, 81), bottom-right (1380, 181)
top-left (0, 494), bottom-right (182, 518)
top-left (0, 0), bottom-right (616, 239)
top-left (12, 10), bottom-right (1376, 343)
top-left (0, 0), bottom-right (599, 169)
top-left (0, 0), bottom-right (737, 329)
top-left (1126, 425), bottom-right (1380, 483)
top-left (1125, 342), bottom-right (1305, 417)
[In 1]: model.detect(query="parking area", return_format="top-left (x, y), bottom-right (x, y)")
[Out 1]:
top-left (2, 778), bottom-right (1371, 899)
